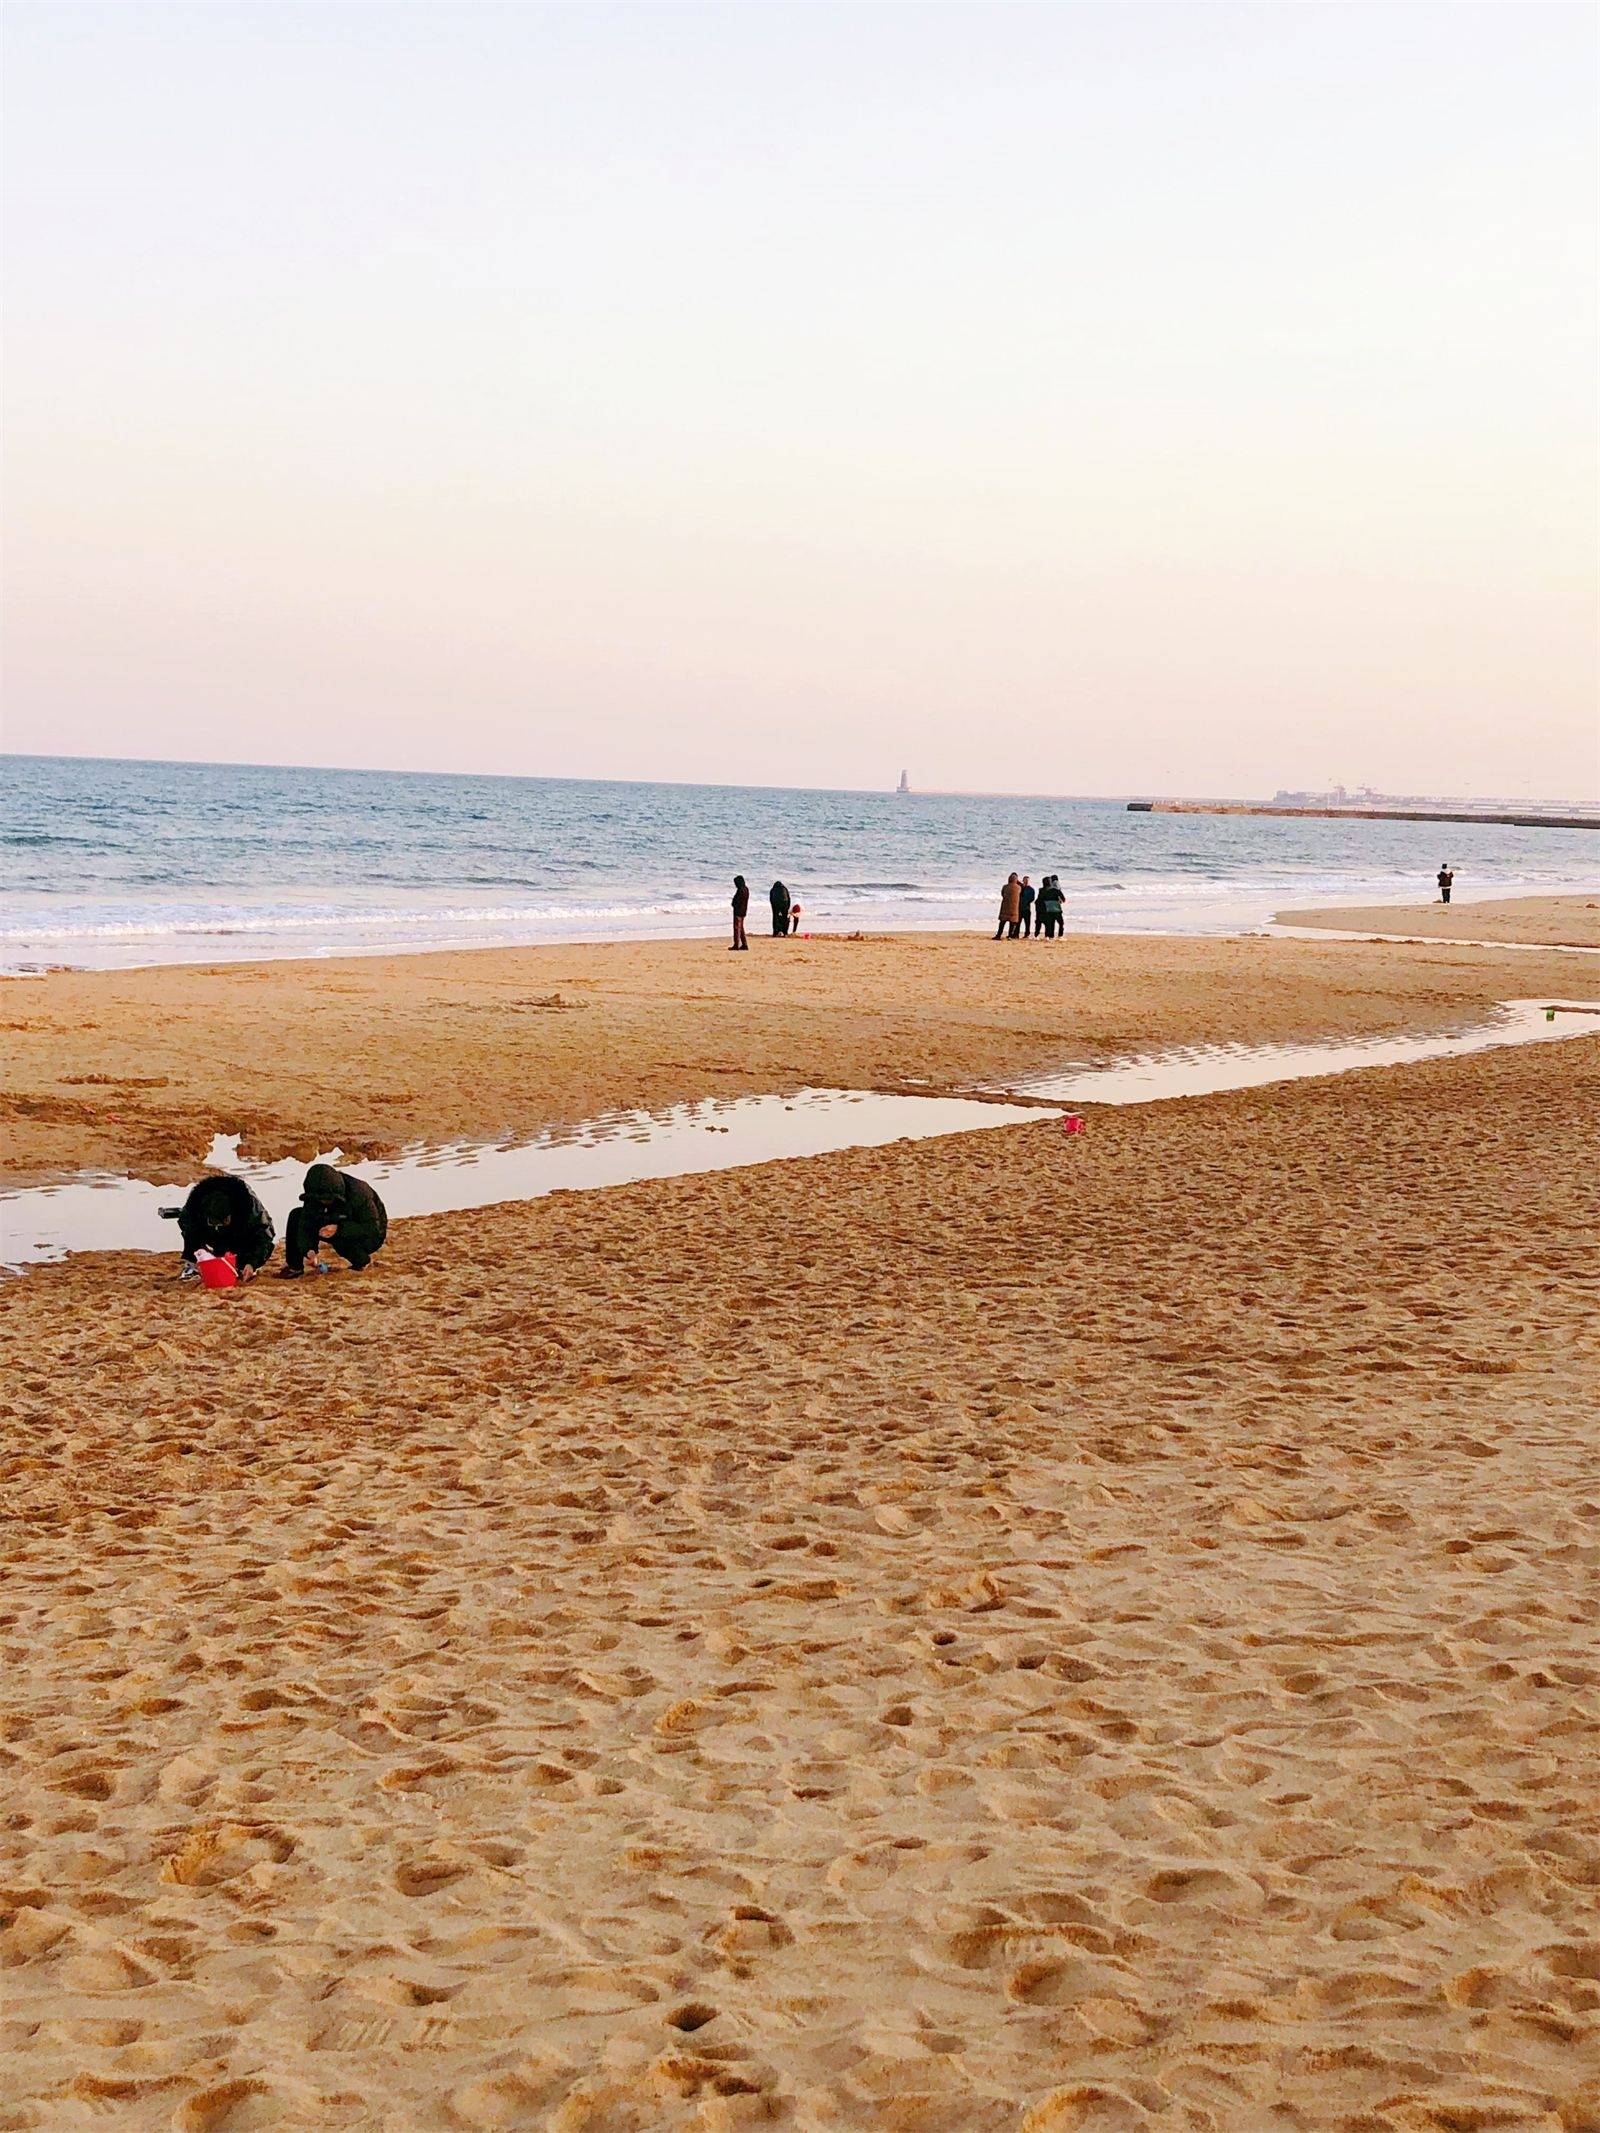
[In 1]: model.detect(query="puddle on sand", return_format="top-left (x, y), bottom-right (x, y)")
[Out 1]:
top-left (990, 998), bottom-right (1599, 1105)
top-left (0, 1088), bottom-right (1051, 1272)
top-left (3, 1001), bottom-right (1595, 1272)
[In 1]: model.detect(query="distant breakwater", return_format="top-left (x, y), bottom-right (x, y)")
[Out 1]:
top-left (1127, 802), bottom-right (1599, 832)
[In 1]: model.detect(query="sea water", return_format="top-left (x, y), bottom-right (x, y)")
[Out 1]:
top-left (3, 754), bottom-right (1597, 973)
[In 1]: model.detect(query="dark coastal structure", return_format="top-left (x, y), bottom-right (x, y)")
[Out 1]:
top-left (1127, 801), bottom-right (1599, 831)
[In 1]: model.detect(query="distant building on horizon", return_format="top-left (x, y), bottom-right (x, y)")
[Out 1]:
top-left (1272, 784), bottom-right (1594, 815)
top-left (896, 769), bottom-right (911, 795)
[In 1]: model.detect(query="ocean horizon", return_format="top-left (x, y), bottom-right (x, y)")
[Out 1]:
top-left (4, 751), bottom-right (1598, 974)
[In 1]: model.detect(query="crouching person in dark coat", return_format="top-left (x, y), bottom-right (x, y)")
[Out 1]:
top-left (172, 1173), bottom-right (276, 1281)
top-left (281, 1162), bottom-right (388, 1277)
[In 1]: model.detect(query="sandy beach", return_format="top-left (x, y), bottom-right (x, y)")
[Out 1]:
top-left (3, 900), bottom-right (1597, 2131)
top-left (1274, 894), bottom-right (1600, 950)
top-left (4, 898), bottom-right (1598, 1186)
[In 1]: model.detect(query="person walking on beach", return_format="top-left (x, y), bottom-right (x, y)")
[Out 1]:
top-left (1018, 876), bottom-right (1036, 938)
top-left (731, 875), bottom-right (750, 950)
top-left (1437, 863), bottom-right (1454, 905)
top-left (280, 1163), bottom-right (387, 1278)
top-left (995, 873), bottom-right (1022, 939)
top-left (769, 880), bottom-right (791, 936)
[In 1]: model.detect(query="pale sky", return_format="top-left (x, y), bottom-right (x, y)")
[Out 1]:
top-left (3, 1), bottom-right (1596, 798)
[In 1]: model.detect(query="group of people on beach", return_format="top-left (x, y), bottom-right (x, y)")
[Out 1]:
top-left (995, 873), bottom-right (1066, 939)
top-left (733, 870), bottom-right (1075, 947)
top-left (730, 876), bottom-right (804, 949)
top-left (167, 1162), bottom-right (387, 1285)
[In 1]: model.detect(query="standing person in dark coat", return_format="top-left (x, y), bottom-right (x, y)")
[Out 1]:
top-left (170, 1173), bottom-right (275, 1282)
top-left (1437, 863), bottom-right (1454, 905)
top-left (769, 880), bottom-right (792, 936)
top-left (1018, 876), bottom-right (1036, 938)
top-left (731, 875), bottom-right (750, 950)
top-left (1036, 875), bottom-right (1065, 938)
top-left (280, 1163), bottom-right (388, 1277)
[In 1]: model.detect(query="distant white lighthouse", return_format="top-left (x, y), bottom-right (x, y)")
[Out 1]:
top-left (895, 769), bottom-right (911, 795)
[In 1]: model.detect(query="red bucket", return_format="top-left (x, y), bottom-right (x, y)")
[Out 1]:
top-left (196, 1249), bottom-right (238, 1289)
top-left (1062, 1114), bottom-right (1085, 1136)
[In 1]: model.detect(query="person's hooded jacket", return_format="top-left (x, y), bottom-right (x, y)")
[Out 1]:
top-left (999, 875), bottom-right (1022, 924)
top-left (291, 1163), bottom-right (388, 1270)
top-left (177, 1173), bottom-right (275, 1272)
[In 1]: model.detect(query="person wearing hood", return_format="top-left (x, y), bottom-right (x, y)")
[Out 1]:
top-left (1035, 874), bottom-right (1065, 938)
top-left (170, 1173), bottom-right (275, 1282)
top-left (280, 1162), bottom-right (388, 1277)
top-left (731, 875), bottom-right (750, 950)
top-left (995, 873), bottom-right (1022, 939)
top-left (769, 879), bottom-right (792, 936)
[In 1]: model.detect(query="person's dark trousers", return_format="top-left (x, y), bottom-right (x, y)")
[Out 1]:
top-left (285, 1204), bottom-right (376, 1272)
top-left (284, 1204), bottom-right (317, 1273)
top-left (995, 922), bottom-right (1006, 939)
top-left (1441, 888), bottom-right (1451, 904)
top-left (772, 915), bottom-right (788, 935)
top-left (1007, 920), bottom-right (1022, 939)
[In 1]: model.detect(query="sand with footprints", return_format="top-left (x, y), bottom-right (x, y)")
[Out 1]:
top-left (2, 899), bottom-right (1597, 2129)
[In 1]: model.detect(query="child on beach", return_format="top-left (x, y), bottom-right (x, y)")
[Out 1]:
top-left (167, 1173), bottom-right (275, 1283)
top-left (280, 1163), bottom-right (388, 1277)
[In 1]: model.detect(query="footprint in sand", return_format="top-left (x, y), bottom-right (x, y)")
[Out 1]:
top-left (161, 1823), bottom-right (295, 1887)
top-left (1020, 2083), bottom-right (1151, 2131)
top-left (171, 2079), bottom-right (279, 2132)
top-left (393, 1857), bottom-right (469, 1899)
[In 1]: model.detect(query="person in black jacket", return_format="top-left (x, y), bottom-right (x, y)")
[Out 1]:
top-left (280, 1162), bottom-right (388, 1277)
top-left (731, 875), bottom-right (750, 950)
top-left (769, 880), bottom-right (791, 936)
top-left (1018, 876), bottom-right (1036, 938)
top-left (172, 1173), bottom-right (275, 1281)
top-left (1035, 875), bottom-right (1065, 938)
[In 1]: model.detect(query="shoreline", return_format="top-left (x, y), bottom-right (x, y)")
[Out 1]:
top-left (1274, 890), bottom-right (1600, 949)
top-left (8, 882), bottom-right (1599, 981)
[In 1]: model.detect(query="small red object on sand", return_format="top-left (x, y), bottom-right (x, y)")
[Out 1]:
top-left (1062, 1114), bottom-right (1085, 1136)
top-left (196, 1249), bottom-right (238, 1289)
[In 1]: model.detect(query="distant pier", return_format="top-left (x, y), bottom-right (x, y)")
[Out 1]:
top-left (1127, 801), bottom-right (1599, 832)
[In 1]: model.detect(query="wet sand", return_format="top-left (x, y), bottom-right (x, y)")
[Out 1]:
top-left (1274, 892), bottom-right (1600, 949)
top-left (2, 915), bottom-right (1595, 1185)
top-left (2, 910), bottom-right (1598, 2130)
